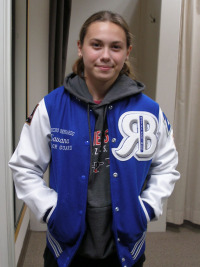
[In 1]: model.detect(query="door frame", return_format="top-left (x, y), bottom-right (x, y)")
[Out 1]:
top-left (0, 0), bottom-right (15, 266)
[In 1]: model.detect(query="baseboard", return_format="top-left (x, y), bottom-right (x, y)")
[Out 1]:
top-left (17, 226), bottom-right (31, 267)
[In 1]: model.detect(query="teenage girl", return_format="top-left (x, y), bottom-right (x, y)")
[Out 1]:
top-left (9, 11), bottom-right (180, 267)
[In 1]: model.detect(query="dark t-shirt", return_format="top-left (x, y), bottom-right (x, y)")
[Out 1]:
top-left (78, 104), bottom-right (115, 259)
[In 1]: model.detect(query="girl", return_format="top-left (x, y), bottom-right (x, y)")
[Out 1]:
top-left (9, 11), bottom-right (180, 267)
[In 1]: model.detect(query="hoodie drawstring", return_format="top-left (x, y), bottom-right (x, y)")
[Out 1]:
top-left (87, 104), bottom-right (93, 175)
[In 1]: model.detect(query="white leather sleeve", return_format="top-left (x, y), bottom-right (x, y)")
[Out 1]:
top-left (140, 108), bottom-right (180, 219)
top-left (9, 99), bottom-right (57, 222)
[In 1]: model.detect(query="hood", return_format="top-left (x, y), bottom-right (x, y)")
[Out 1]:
top-left (63, 73), bottom-right (145, 107)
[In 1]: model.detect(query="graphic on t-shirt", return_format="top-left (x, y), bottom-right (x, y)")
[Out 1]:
top-left (92, 161), bottom-right (104, 173)
top-left (92, 129), bottom-right (109, 174)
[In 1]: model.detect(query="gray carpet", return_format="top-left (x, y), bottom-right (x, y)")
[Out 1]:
top-left (21, 222), bottom-right (200, 267)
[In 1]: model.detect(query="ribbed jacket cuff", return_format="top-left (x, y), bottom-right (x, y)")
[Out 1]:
top-left (43, 207), bottom-right (53, 223)
top-left (143, 201), bottom-right (155, 221)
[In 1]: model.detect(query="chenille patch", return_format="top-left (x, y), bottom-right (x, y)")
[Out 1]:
top-left (163, 112), bottom-right (171, 136)
top-left (26, 104), bottom-right (39, 125)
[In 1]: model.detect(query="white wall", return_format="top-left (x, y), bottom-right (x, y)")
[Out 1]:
top-left (155, 0), bottom-right (182, 123)
top-left (28, 0), bottom-right (50, 113)
top-left (138, 0), bottom-right (161, 99)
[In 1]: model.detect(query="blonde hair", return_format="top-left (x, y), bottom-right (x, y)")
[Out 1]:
top-left (72, 11), bottom-right (135, 79)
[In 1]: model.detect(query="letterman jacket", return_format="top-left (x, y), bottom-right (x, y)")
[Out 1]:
top-left (9, 74), bottom-right (180, 267)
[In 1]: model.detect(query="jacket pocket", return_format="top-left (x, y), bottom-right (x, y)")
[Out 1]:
top-left (130, 231), bottom-right (146, 261)
top-left (47, 229), bottom-right (63, 258)
top-left (46, 200), bottom-right (84, 243)
top-left (138, 196), bottom-right (150, 224)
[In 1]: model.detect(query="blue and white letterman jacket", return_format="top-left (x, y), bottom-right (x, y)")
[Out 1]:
top-left (9, 74), bottom-right (180, 267)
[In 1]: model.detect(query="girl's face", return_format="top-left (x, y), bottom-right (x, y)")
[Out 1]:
top-left (78, 21), bottom-right (132, 88)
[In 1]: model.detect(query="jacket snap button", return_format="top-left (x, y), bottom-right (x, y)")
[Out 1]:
top-left (112, 138), bottom-right (116, 143)
top-left (122, 258), bottom-right (125, 262)
top-left (117, 238), bottom-right (120, 242)
top-left (115, 207), bottom-right (119, 212)
top-left (109, 105), bottom-right (113, 110)
top-left (85, 140), bottom-right (89, 145)
top-left (81, 175), bottom-right (86, 180)
top-left (113, 172), bottom-right (118, 178)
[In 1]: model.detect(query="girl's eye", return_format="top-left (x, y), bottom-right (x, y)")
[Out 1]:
top-left (112, 45), bottom-right (121, 50)
top-left (92, 42), bottom-right (101, 48)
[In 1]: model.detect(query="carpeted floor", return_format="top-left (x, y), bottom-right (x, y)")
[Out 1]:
top-left (145, 222), bottom-right (200, 267)
top-left (20, 222), bottom-right (200, 267)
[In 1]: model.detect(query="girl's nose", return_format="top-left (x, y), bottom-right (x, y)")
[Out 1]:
top-left (100, 48), bottom-right (110, 62)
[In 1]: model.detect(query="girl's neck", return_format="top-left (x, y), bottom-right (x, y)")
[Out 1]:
top-left (85, 77), bottom-right (114, 101)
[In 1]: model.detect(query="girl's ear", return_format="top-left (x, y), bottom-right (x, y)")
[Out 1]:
top-left (126, 45), bottom-right (132, 60)
top-left (77, 40), bottom-right (82, 57)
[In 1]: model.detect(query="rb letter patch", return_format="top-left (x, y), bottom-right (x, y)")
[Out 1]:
top-left (112, 111), bottom-right (158, 161)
